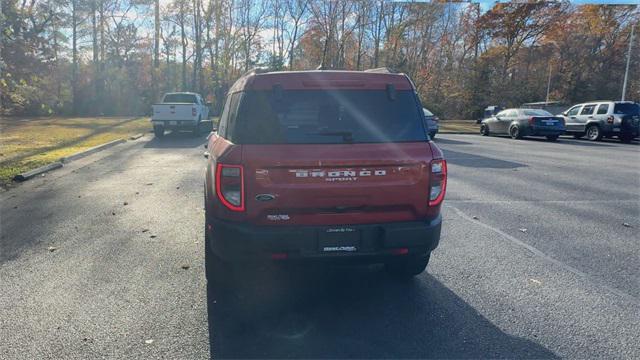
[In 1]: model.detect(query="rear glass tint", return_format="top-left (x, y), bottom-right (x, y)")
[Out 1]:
top-left (614, 103), bottom-right (640, 115)
top-left (232, 90), bottom-right (427, 144)
top-left (523, 109), bottom-right (552, 116)
top-left (163, 93), bottom-right (197, 103)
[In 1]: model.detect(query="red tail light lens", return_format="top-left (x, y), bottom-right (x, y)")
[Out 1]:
top-left (215, 163), bottom-right (245, 211)
top-left (607, 115), bottom-right (614, 124)
top-left (428, 159), bottom-right (447, 207)
top-left (192, 107), bottom-right (197, 116)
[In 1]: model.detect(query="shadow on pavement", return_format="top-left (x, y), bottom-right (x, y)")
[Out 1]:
top-left (207, 263), bottom-right (557, 359)
top-left (523, 136), bottom-right (617, 147)
top-left (431, 137), bottom-right (473, 145)
top-left (557, 136), bottom-right (638, 146)
top-left (143, 131), bottom-right (209, 149)
top-left (442, 149), bottom-right (526, 169)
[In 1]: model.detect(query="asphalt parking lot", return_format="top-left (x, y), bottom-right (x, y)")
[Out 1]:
top-left (1, 133), bottom-right (638, 359)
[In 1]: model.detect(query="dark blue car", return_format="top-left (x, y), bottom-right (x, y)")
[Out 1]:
top-left (480, 108), bottom-right (565, 141)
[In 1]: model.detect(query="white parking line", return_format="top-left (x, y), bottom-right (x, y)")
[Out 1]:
top-left (447, 204), bottom-right (640, 305)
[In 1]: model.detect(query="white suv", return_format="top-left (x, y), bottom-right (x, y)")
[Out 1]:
top-left (560, 101), bottom-right (639, 143)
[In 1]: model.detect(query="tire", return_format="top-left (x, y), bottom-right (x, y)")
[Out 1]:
top-left (480, 124), bottom-right (490, 136)
top-left (546, 135), bottom-right (559, 141)
top-left (586, 124), bottom-right (602, 141)
top-left (429, 131), bottom-right (437, 139)
top-left (573, 133), bottom-right (584, 139)
top-left (153, 125), bottom-right (165, 138)
top-left (620, 134), bottom-right (633, 143)
top-left (385, 254), bottom-right (431, 278)
top-left (509, 125), bottom-right (522, 139)
top-left (192, 117), bottom-right (201, 136)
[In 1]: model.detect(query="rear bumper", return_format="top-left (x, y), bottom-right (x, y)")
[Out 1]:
top-left (207, 215), bottom-right (442, 262)
top-left (527, 126), bottom-right (565, 136)
top-left (152, 120), bottom-right (197, 129)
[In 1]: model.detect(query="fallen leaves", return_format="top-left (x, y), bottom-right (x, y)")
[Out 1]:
top-left (622, 222), bottom-right (632, 228)
top-left (47, 246), bottom-right (57, 252)
top-left (519, 228), bottom-right (527, 233)
top-left (181, 265), bottom-right (190, 270)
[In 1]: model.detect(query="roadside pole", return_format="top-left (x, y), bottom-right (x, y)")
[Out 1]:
top-left (621, 23), bottom-right (635, 101)
top-left (545, 61), bottom-right (552, 103)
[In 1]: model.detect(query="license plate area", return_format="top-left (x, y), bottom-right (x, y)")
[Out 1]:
top-left (319, 228), bottom-right (360, 253)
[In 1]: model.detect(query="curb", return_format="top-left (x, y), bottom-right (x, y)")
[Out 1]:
top-left (12, 138), bottom-right (127, 182)
top-left (60, 138), bottom-right (126, 163)
top-left (13, 162), bottom-right (63, 182)
top-left (439, 132), bottom-right (479, 135)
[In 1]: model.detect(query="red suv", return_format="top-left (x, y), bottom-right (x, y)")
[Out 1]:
top-left (204, 69), bottom-right (447, 278)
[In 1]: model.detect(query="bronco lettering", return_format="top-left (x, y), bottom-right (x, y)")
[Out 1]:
top-left (290, 169), bottom-right (387, 178)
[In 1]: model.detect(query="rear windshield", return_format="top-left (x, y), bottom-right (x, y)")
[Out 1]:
top-left (614, 103), bottom-right (640, 115)
top-left (232, 90), bottom-right (427, 144)
top-left (163, 93), bottom-right (197, 103)
top-left (523, 109), bottom-right (552, 116)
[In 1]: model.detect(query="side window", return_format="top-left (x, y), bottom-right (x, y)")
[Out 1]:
top-left (567, 106), bottom-right (581, 116)
top-left (580, 104), bottom-right (596, 115)
top-left (596, 104), bottom-right (609, 115)
top-left (505, 110), bottom-right (517, 117)
top-left (217, 95), bottom-right (233, 137)
top-left (225, 93), bottom-right (243, 142)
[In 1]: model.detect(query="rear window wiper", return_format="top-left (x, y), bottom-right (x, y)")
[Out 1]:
top-left (308, 131), bottom-right (354, 143)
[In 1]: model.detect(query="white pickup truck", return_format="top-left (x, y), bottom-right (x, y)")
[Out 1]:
top-left (151, 92), bottom-right (209, 137)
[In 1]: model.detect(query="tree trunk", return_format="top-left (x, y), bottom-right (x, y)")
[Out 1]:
top-left (71, 0), bottom-right (78, 115)
top-left (180, 3), bottom-right (187, 91)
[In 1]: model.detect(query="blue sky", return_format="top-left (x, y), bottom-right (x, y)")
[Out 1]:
top-left (477, 0), bottom-right (640, 12)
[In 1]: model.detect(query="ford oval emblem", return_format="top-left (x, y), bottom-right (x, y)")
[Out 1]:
top-left (255, 194), bottom-right (276, 202)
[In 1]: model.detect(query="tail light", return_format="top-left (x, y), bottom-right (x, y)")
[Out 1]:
top-left (215, 163), bottom-right (245, 211)
top-left (428, 159), bottom-right (447, 207)
top-left (528, 117), bottom-right (535, 125)
top-left (192, 107), bottom-right (197, 116)
top-left (607, 115), bottom-right (614, 124)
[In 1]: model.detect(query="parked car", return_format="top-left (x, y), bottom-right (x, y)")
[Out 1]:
top-left (480, 108), bottom-right (565, 141)
top-left (558, 101), bottom-right (640, 143)
top-left (204, 69), bottom-right (446, 279)
top-left (423, 108), bottom-right (440, 138)
top-left (151, 92), bottom-right (209, 137)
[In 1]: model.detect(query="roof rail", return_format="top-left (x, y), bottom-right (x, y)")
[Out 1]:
top-left (364, 67), bottom-right (397, 74)
top-left (240, 67), bottom-right (269, 78)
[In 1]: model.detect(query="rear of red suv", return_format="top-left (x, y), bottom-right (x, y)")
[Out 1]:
top-left (204, 70), bottom-right (446, 277)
